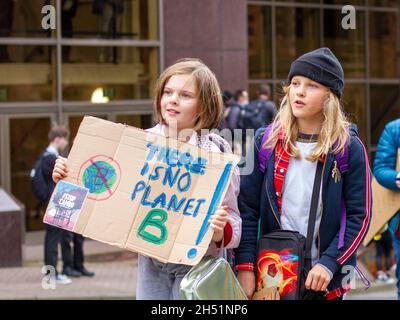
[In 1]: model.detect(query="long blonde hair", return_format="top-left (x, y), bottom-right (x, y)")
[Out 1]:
top-left (264, 85), bottom-right (350, 161)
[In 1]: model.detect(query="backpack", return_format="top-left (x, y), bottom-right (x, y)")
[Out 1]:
top-left (31, 151), bottom-right (52, 205)
top-left (257, 124), bottom-right (349, 250)
top-left (239, 100), bottom-right (275, 131)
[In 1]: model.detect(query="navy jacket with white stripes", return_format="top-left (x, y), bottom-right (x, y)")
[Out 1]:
top-left (234, 125), bottom-right (372, 292)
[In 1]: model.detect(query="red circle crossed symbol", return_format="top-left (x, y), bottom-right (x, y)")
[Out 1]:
top-left (77, 155), bottom-right (122, 201)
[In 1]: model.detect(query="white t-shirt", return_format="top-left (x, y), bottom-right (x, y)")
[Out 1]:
top-left (281, 139), bottom-right (322, 266)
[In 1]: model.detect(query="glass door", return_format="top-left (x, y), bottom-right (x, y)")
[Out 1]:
top-left (8, 115), bottom-right (54, 231)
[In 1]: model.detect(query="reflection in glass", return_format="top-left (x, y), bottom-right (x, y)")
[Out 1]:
top-left (0, 0), bottom-right (56, 38)
top-left (341, 84), bottom-right (366, 144)
top-left (369, 11), bottom-right (397, 78)
top-left (323, 0), bottom-right (364, 4)
top-left (0, 0), bottom-right (15, 41)
top-left (10, 117), bottom-right (52, 231)
top-left (62, 46), bottom-right (159, 101)
top-left (256, 0), bottom-right (321, 2)
top-left (368, 0), bottom-right (399, 6)
top-left (62, 0), bottom-right (158, 40)
top-left (370, 85), bottom-right (400, 145)
top-left (68, 115), bottom-right (108, 143)
top-left (248, 5), bottom-right (272, 79)
top-left (116, 114), bottom-right (153, 129)
top-left (276, 7), bottom-right (320, 78)
top-left (324, 9), bottom-right (365, 78)
top-left (0, 45), bottom-right (55, 101)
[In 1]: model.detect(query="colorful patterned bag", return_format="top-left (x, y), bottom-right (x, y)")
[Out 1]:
top-left (255, 161), bottom-right (324, 300)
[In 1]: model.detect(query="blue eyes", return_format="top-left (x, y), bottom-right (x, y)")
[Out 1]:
top-left (291, 82), bottom-right (318, 89)
top-left (163, 91), bottom-right (192, 99)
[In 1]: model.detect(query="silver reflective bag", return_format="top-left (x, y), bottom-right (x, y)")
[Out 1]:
top-left (180, 256), bottom-right (248, 300)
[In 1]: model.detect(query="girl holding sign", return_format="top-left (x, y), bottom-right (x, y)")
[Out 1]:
top-left (52, 58), bottom-right (241, 300)
top-left (235, 48), bottom-right (372, 300)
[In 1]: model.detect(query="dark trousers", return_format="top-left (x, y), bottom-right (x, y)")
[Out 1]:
top-left (375, 230), bottom-right (393, 271)
top-left (44, 224), bottom-right (66, 275)
top-left (61, 231), bottom-right (85, 270)
top-left (390, 232), bottom-right (400, 300)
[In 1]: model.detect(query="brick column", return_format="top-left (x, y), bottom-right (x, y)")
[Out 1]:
top-left (163, 0), bottom-right (248, 92)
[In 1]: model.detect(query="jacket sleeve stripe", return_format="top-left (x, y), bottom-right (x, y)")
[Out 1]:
top-left (337, 137), bottom-right (371, 265)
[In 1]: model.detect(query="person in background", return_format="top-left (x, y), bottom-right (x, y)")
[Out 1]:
top-left (373, 118), bottom-right (400, 299)
top-left (246, 84), bottom-right (277, 129)
top-left (61, 231), bottom-right (95, 277)
top-left (235, 89), bottom-right (249, 108)
top-left (219, 90), bottom-right (235, 131)
top-left (373, 225), bottom-right (394, 284)
top-left (34, 125), bottom-right (72, 285)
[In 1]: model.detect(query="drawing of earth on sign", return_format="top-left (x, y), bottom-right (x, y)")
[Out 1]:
top-left (77, 155), bottom-right (121, 201)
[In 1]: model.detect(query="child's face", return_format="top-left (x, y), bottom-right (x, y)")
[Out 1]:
top-left (238, 91), bottom-right (249, 105)
top-left (54, 136), bottom-right (69, 151)
top-left (161, 74), bottom-right (199, 132)
top-left (289, 75), bottom-right (328, 123)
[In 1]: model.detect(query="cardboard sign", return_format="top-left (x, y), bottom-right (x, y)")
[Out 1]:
top-left (363, 149), bottom-right (400, 246)
top-left (44, 116), bottom-right (240, 265)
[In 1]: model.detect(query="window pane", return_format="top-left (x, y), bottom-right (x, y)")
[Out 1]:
top-left (254, 0), bottom-right (320, 2)
top-left (62, 46), bottom-right (159, 101)
top-left (276, 7), bottom-right (320, 79)
top-left (370, 85), bottom-right (400, 145)
top-left (0, 0), bottom-right (56, 38)
top-left (116, 114), bottom-right (153, 129)
top-left (324, 9), bottom-right (365, 78)
top-left (369, 11), bottom-right (397, 78)
top-left (62, 0), bottom-right (158, 40)
top-left (323, 0), bottom-right (364, 4)
top-left (342, 84), bottom-right (367, 144)
top-left (248, 5), bottom-right (272, 79)
top-left (10, 117), bottom-right (52, 231)
top-left (68, 114), bottom-right (108, 142)
top-left (368, 0), bottom-right (399, 7)
top-left (0, 45), bottom-right (55, 102)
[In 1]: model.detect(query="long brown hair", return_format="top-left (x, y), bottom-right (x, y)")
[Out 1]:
top-left (153, 58), bottom-right (223, 132)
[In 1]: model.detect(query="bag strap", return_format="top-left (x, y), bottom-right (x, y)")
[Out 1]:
top-left (304, 160), bottom-right (324, 261)
top-left (259, 126), bottom-right (350, 252)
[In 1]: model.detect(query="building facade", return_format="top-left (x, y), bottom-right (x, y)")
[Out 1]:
top-left (0, 0), bottom-right (398, 231)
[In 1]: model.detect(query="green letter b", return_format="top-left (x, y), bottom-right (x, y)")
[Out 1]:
top-left (137, 209), bottom-right (168, 245)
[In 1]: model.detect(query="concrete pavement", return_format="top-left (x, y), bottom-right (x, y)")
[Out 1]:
top-left (0, 231), bottom-right (138, 299)
top-left (0, 231), bottom-right (398, 300)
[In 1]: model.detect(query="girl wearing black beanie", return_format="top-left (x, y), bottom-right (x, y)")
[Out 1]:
top-left (235, 48), bottom-right (371, 300)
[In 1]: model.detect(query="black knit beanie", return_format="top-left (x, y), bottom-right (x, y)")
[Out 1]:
top-left (287, 47), bottom-right (344, 98)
